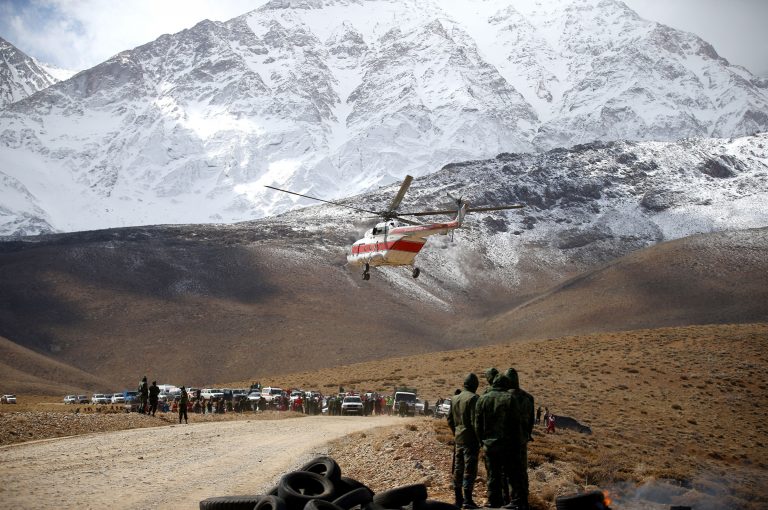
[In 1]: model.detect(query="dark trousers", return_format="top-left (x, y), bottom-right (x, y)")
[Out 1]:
top-left (454, 445), bottom-right (479, 491)
top-left (502, 444), bottom-right (527, 507)
top-left (483, 447), bottom-right (514, 507)
top-left (179, 406), bottom-right (188, 423)
top-left (149, 399), bottom-right (158, 416)
top-left (515, 443), bottom-right (529, 507)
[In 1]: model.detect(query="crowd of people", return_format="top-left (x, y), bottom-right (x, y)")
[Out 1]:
top-left (447, 367), bottom-right (542, 510)
top-left (135, 370), bottom-right (552, 509)
top-left (131, 378), bottom-right (435, 424)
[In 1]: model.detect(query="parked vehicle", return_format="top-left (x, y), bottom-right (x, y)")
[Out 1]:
top-left (434, 398), bottom-right (451, 419)
top-left (231, 389), bottom-right (249, 401)
top-left (64, 395), bottom-right (78, 404)
top-left (392, 387), bottom-right (417, 416)
top-left (415, 398), bottom-right (425, 415)
top-left (111, 393), bottom-right (125, 404)
top-left (261, 387), bottom-right (283, 403)
top-left (122, 391), bottom-right (139, 403)
top-left (77, 395), bottom-right (89, 404)
top-left (1, 394), bottom-right (17, 404)
top-left (201, 388), bottom-right (224, 400)
top-left (91, 394), bottom-right (110, 404)
top-left (341, 396), bottom-right (364, 415)
top-left (247, 390), bottom-right (263, 402)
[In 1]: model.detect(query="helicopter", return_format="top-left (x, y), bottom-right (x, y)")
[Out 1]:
top-left (265, 175), bottom-right (523, 280)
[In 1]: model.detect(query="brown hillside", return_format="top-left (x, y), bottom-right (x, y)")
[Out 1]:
top-left (0, 225), bottom-right (474, 389)
top-left (0, 335), bottom-right (112, 395)
top-left (0, 226), bottom-right (765, 392)
top-left (485, 228), bottom-right (768, 342)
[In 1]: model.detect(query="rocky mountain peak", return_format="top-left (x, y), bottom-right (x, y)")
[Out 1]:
top-left (0, 36), bottom-right (58, 108)
top-left (0, 0), bottom-right (766, 236)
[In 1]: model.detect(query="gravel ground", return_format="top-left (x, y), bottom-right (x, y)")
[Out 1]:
top-left (329, 417), bottom-right (455, 502)
top-left (0, 415), bottom-right (401, 509)
top-left (0, 410), bottom-right (304, 446)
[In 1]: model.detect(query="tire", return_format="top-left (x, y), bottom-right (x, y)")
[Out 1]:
top-left (268, 486), bottom-right (279, 496)
top-left (255, 496), bottom-right (288, 510)
top-left (414, 501), bottom-right (460, 510)
top-left (305, 501), bottom-right (345, 510)
top-left (554, 491), bottom-right (606, 510)
top-left (199, 495), bottom-right (264, 510)
top-left (334, 477), bottom-right (371, 496)
top-left (332, 487), bottom-right (374, 510)
top-left (372, 484), bottom-right (428, 508)
top-left (278, 471), bottom-right (336, 510)
top-left (299, 456), bottom-right (342, 484)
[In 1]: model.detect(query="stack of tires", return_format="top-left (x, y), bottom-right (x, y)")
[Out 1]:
top-left (200, 456), bottom-right (458, 510)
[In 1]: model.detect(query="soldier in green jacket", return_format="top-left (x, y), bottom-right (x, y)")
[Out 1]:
top-left (448, 373), bottom-right (481, 509)
top-left (504, 368), bottom-right (535, 510)
top-left (483, 367), bottom-right (499, 394)
top-left (474, 373), bottom-right (523, 508)
top-left (178, 386), bottom-right (189, 424)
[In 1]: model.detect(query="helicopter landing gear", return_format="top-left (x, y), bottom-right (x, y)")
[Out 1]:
top-left (362, 263), bottom-right (371, 281)
top-left (412, 267), bottom-right (421, 279)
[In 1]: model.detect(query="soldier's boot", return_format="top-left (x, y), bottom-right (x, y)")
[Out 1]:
top-left (462, 487), bottom-right (479, 509)
top-left (454, 486), bottom-right (464, 508)
top-left (500, 499), bottom-right (519, 510)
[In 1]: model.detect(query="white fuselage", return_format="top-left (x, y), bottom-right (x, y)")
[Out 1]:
top-left (347, 219), bottom-right (460, 267)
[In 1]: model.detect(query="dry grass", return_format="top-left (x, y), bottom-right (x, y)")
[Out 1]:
top-left (7, 323), bottom-right (767, 508)
top-left (240, 322), bottom-right (767, 509)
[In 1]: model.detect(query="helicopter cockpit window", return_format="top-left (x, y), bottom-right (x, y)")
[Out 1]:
top-left (372, 227), bottom-right (378, 235)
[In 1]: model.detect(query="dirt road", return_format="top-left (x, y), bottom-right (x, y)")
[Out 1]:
top-left (0, 415), bottom-right (402, 509)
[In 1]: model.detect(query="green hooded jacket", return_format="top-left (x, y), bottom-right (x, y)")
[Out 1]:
top-left (448, 373), bottom-right (479, 448)
top-left (473, 374), bottom-right (523, 452)
top-left (505, 368), bottom-right (535, 441)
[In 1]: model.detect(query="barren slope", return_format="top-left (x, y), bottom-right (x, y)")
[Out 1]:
top-left (485, 227), bottom-right (768, 342)
top-left (1, 225), bottom-right (766, 392)
top-left (0, 225), bottom-right (475, 389)
top-left (0, 336), bottom-right (111, 395)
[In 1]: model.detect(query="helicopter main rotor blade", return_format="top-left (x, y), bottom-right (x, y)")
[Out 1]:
top-left (398, 204), bottom-right (525, 217)
top-left (467, 204), bottom-right (525, 212)
top-left (385, 175), bottom-right (414, 214)
top-left (264, 185), bottom-right (379, 215)
top-left (391, 215), bottom-right (423, 226)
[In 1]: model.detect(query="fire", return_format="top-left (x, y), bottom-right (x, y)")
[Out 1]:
top-left (603, 490), bottom-right (613, 506)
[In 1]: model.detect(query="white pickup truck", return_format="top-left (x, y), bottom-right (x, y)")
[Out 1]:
top-left (200, 388), bottom-right (224, 399)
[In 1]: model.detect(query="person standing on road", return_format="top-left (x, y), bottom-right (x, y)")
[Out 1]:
top-left (148, 381), bottom-right (160, 417)
top-left (138, 376), bottom-right (149, 414)
top-left (448, 373), bottom-right (481, 509)
top-left (474, 372), bottom-right (523, 509)
top-left (178, 386), bottom-right (189, 424)
top-left (505, 368), bottom-right (535, 510)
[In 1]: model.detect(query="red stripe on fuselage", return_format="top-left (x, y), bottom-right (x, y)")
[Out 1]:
top-left (351, 239), bottom-right (424, 255)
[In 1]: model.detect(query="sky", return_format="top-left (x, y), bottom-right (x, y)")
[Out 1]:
top-left (0, 0), bottom-right (767, 76)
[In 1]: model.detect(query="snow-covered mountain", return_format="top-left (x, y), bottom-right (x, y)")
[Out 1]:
top-left (266, 132), bottom-right (768, 298)
top-left (1, 0), bottom-right (767, 236)
top-left (0, 37), bottom-right (58, 108)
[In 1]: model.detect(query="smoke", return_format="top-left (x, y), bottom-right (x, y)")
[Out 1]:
top-left (605, 472), bottom-right (747, 510)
